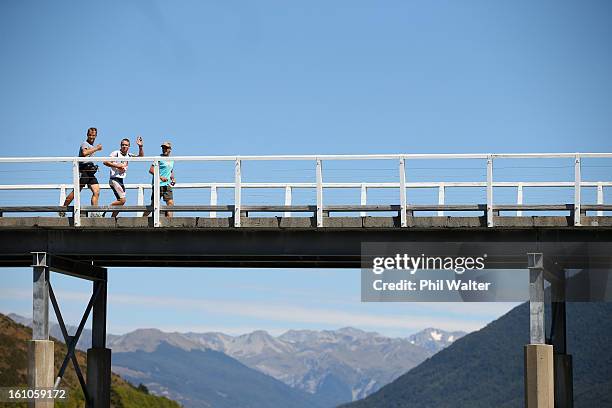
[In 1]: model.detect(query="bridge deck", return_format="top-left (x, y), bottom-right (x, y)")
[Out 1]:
top-left (1, 215), bottom-right (611, 229)
top-left (1, 215), bottom-right (611, 269)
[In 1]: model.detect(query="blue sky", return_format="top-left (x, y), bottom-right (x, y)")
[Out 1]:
top-left (1, 0), bottom-right (611, 337)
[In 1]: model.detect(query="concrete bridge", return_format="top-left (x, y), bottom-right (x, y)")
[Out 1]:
top-left (1, 152), bottom-right (611, 407)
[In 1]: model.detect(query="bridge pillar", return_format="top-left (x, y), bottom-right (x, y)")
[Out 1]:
top-left (29, 253), bottom-right (54, 408)
top-left (87, 279), bottom-right (111, 408)
top-left (525, 253), bottom-right (554, 408)
top-left (553, 354), bottom-right (573, 408)
top-left (550, 278), bottom-right (573, 408)
top-left (28, 340), bottom-right (54, 408)
top-left (87, 348), bottom-right (111, 408)
top-left (525, 344), bottom-right (554, 408)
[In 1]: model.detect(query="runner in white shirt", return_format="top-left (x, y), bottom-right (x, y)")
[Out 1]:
top-left (103, 136), bottom-right (144, 217)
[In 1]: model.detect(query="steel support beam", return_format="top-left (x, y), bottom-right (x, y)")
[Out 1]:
top-left (91, 280), bottom-right (107, 348)
top-left (87, 348), bottom-right (111, 408)
top-left (88, 279), bottom-right (110, 408)
top-left (32, 253), bottom-right (49, 340)
top-left (46, 254), bottom-right (107, 281)
top-left (0, 229), bottom-right (608, 269)
top-left (553, 354), bottom-right (573, 408)
top-left (528, 252), bottom-right (545, 344)
top-left (549, 276), bottom-right (567, 353)
top-left (550, 274), bottom-right (573, 408)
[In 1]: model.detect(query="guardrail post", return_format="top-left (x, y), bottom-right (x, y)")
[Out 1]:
top-left (399, 157), bottom-right (407, 227)
top-left (517, 183), bottom-right (524, 217)
top-left (137, 186), bottom-right (144, 217)
top-left (574, 155), bottom-right (581, 226)
top-left (597, 182), bottom-right (604, 216)
top-left (284, 186), bottom-right (292, 217)
top-left (360, 184), bottom-right (367, 217)
top-left (316, 159), bottom-right (323, 227)
top-left (59, 185), bottom-right (66, 206)
top-left (486, 155), bottom-right (494, 227)
top-left (437, 184), bottom-right (445, 216)
top-left (72, 160), bottom-right (81, 226)
top-left (153, 160), bottom-right (161, 227)
top-left (235, 159), bottom-right (242, 227)
top-left (210, 184), bottom-right (218, 218)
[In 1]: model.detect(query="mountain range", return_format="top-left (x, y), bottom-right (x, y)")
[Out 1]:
top-left (7, 313), bottom-right (464, 407)
top-left (179, 326), bottom-right (435, 404)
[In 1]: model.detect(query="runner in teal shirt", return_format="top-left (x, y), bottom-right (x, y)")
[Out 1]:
top-left (143, 141), bottom-right (176, 218)
top-left (158, 158), bottom-right (174, 186)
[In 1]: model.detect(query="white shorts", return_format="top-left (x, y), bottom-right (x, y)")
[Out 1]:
top-left (110, 178), bottom-right (126, 200)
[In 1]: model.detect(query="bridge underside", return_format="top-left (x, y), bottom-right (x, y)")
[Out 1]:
top-left (1, 216), bottom-right (611, 268)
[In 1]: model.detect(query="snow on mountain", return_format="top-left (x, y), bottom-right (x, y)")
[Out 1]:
top-left (429, 330), bottom-right (442, 341)
top-left (407, 328), bottom-right (466, 353)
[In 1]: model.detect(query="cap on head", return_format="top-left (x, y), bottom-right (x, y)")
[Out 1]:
top-left (161, 141), bottom-right (172, 148)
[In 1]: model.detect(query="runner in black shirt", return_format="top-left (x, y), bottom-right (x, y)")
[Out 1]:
top-left (60, 127), bottom-right (103, 216)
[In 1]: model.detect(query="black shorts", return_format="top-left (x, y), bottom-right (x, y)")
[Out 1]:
top-left (79, 171), bottom-right (99, 188)
top-left (151, 185), bottom-right (174, 201)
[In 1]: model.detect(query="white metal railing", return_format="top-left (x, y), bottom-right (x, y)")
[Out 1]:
top-left (0, 153), bottom-right (611, 227)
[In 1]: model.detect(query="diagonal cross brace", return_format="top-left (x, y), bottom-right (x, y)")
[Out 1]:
top-left (49, 281), bottom-right (101, 404)
top-left (48, 283), bottom-right (90, 404)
